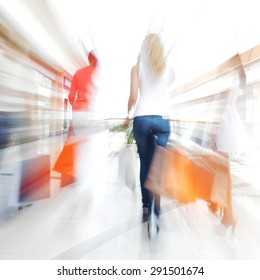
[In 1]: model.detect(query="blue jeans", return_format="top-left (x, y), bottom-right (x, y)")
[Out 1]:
top-left (133, 115), bottom-right (170, 217)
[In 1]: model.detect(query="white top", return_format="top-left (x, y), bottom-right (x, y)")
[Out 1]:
top-left (133, 57), bottom-right (172, 118)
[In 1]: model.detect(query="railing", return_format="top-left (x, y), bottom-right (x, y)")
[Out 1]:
top-left (169, 44), bottom-right (260, 148)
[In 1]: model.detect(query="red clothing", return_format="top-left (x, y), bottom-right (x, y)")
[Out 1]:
top-left (69, 53), bottom-right (97, 111)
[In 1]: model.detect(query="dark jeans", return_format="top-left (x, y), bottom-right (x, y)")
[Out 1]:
top-left (133, 115), bottom-right (170, 217)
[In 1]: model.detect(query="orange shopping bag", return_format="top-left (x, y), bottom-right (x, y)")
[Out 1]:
top-left (192, 154), bottom-right (216, 202)
top-left (53, 138), bottom-right (84, 186)
top-left (192, 152), bottom-right (229, 207)
top-left (210, 159), bottom-right (229, 208)
top-left (53, 140), bottom-right (76, 176)
top-left (145, 145), bottom-right (196, 203)
top-left (170, 147), bottom-right (196, 203)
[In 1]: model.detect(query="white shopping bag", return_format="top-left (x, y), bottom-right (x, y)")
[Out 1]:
top-left (118, 144), bottom-right (139, 191)
top-left (216, 104), bottom-right (250, 153)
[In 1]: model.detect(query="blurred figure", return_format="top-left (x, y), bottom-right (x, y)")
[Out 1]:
top-left (124, 33), bottom-right (174, 236)
top-left (54, 50), bottom-right (100, 186)
top-left (69, 50), bottom-right (99, 136)
top-left (66, 49), bottom-right (108, 188)
top-left (210, 63), bottom-right (248, 232)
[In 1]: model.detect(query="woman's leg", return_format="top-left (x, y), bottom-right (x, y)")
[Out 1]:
top-left (134, 116), bottom-right (170, 220)
top-left (133, 117), bottom-right (153, 210)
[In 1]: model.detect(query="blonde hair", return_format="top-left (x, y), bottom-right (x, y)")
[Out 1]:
top-left (142, 33), bottom-right (166, 77)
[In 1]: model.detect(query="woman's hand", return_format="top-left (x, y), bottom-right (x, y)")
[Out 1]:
top-left (123, 117), bottom-right (130, 128)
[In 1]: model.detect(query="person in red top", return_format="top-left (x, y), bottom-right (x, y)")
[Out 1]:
top-left (68, 50), bottom-right (99, 137)
top-left (69, 50), bottom-right (98, 111)
top-left (54, 50), bottom-right (99, 186)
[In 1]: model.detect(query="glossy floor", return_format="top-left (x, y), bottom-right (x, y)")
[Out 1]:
top-left (0, 132), bottom-right (260, 260)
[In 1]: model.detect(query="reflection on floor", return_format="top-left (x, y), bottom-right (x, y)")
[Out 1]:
top-left (0, 133), bottom-right (260, 260)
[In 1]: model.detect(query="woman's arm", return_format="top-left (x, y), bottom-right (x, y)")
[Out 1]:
top-left (127, 64), bottom-right (139, 115)
top-left (123, 63), bottom-right (139, 127)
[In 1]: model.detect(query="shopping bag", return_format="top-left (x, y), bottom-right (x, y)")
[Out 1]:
top-left (169, 147), bottom-right (196, 203)
top-left (210, 161), bottom-right (229, 207)
top-left (192, 151), bottom-right (229, 207)
top-left (118, 144), bottom-right (138, 191)
top-left (145, 145), bottom-right (196, 203)
top-left (53, 140), bottom-right (76, 177)
top-left (216, 104), bottom-right (250, 153)
top-left (53, 138), bottom-right (83, 186)
top-left (192, 154), bottom-right (217, 201)
top-left (19, 154), bottom-right (50, 203)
